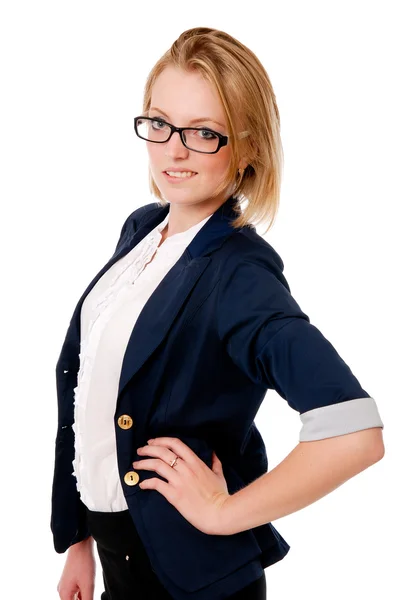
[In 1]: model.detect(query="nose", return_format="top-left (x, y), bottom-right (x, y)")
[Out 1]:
top-left (164, 130), bottom-right (189, 157)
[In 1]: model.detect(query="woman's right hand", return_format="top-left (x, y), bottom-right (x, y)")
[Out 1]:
top-left (57, 536), bottom-right (96, 600)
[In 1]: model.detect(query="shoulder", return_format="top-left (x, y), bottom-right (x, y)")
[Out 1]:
top-left (114, 202), bottom-right (163, 253)
top-left (122, 201), bottom-right (163, 232)
top-left (215, 225), bottom-right (310, 351)
top-left (220, 225), bottom-right (291, 293)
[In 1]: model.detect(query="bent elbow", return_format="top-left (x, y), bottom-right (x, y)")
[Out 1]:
top-left (366, 427), bottom-right (385, 463)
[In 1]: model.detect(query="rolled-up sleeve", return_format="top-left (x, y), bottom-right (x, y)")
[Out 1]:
top-left (217, 251), bottom-right (384, 442)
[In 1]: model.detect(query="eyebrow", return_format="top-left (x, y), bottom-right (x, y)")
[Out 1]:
top-left (148, 107), bottom-right (225, 129)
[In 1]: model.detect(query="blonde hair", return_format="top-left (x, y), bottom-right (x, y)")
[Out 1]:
top-left (142, 27), bottom-right (283, 234)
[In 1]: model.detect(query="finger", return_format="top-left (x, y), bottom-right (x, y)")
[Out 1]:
top-left (80, 583), bottom-right (95, 600)
top-left (139, 476), bottom-right (172, 499)
top-left (58, 584), bottom-right (79, 600)
top-left (132, 457), bottom-right (180, 482)
top-left (138, 444), bottom-right (179, 464)
top-left (147, 437), bottom-right (200, 465)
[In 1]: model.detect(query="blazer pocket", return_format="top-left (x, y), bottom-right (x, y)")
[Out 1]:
top-left (137, 487), bottom-right (263, 593)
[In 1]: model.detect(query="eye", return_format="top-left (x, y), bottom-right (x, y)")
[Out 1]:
top-left (151, 118), bottom-right (168, 131)
top-left (189, 128), bottom-right (218, 140)
top-left (199, 129), bottom-right (218, 139)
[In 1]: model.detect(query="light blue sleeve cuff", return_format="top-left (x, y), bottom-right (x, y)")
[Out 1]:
top-left (299, 397), bottom-right (384, 442)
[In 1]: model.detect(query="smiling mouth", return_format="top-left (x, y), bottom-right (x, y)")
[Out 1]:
top-left (163, 171), bottom-right (198, 178)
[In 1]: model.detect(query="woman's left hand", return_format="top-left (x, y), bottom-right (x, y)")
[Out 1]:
top-left (132, 437), bottom-right (231, 536)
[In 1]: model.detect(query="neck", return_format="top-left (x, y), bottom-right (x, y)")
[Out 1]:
top-left (165, 195), bottom-right (230, 238)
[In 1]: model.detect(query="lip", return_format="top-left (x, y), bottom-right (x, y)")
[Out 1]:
top-left (163, 168), bottom-right (198, 173)
top-left (163, 171), bottom-right (198, 183)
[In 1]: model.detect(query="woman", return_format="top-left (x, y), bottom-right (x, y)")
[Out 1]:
top-left (52, 27), bottom-right (385, 600)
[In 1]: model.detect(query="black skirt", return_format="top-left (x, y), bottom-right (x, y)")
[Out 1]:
top-left (85, 507), bottom-right (266, 600)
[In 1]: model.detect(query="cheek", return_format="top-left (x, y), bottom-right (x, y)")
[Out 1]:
top-left (147, 143), bottom-right (162, 165)
top-left (198, 151), bottom-right (231, 177)
top-left (147, 147), bottom-right (167, 181)
top-left (207, 153), bottom-right (231, 180)
top-left (216, 154), bottom-right (231, 172)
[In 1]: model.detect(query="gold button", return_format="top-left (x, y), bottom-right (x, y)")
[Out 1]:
top-left (124, 471), bottom-right (139, 486)
top-left (117, 414), bottom-right (134, 429)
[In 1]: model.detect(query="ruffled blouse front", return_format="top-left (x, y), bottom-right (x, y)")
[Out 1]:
top-left (71, 209), bottom-right (213, 512)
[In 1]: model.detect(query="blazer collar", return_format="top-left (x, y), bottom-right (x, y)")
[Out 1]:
top-left (117, 193), bottom-right (241, 263)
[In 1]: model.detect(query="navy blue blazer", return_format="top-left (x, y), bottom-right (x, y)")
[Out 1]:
top-left (51, 195), bottom-right (378, 599)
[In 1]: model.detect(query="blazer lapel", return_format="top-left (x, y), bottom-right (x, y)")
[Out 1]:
top-left (117, 195), bottom-right (241, 400)
top-left (117, 252), bottom-right (210, 397)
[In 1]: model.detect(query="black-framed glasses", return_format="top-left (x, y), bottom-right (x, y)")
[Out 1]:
top-left (134, 116), bottom-right (249, 154)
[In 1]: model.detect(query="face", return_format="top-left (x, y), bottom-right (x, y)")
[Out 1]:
top-left (146, 66), bottom-right (236, 211)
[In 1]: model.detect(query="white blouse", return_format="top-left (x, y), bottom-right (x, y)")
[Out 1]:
top-left (72, 209), bottom-right (213, 512)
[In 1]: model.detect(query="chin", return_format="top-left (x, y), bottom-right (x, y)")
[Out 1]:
top-left (161, 190), bottom-right (202, 203)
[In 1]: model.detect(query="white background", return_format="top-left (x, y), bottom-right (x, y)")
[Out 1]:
top-left (1, 1), bottom-right (399, 598)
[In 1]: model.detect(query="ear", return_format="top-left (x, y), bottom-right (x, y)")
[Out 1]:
top-left (238, 157), bottom-right (249, 171)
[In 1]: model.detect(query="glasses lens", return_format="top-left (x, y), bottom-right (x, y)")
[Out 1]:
top-left (136, 118), bottom-right (170, 143)
top-left (136, 118), bottom-right (219, 153)
top-left (182, 128), bottom-right (220, 153)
